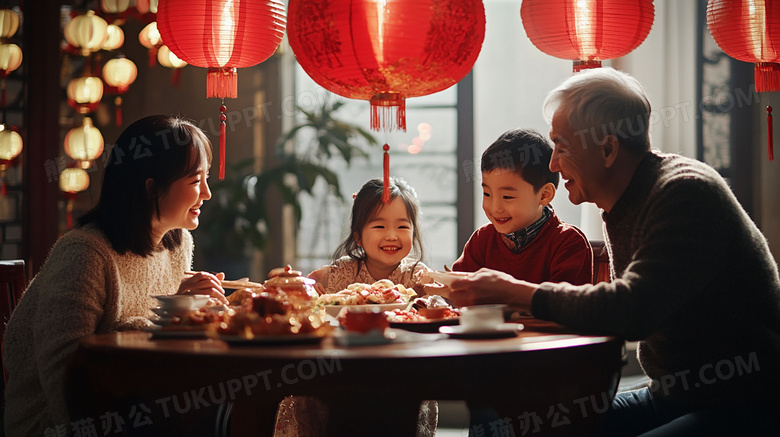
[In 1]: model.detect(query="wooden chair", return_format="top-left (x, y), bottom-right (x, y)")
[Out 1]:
top-left (1, 259), bottom-right (27, 385)
top-left (590, 240), bottom-right (611, 284)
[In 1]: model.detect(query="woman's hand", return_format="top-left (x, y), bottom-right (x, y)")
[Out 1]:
top-left (178, 271), bottom-right (229, 305)
top-left (449, 268), bottom-right (537, 311)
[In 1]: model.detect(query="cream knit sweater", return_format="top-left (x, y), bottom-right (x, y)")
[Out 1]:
top-left (3, 225), bottom-right (192, 437)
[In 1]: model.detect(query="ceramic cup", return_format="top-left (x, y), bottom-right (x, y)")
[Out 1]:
top-left (459, 304), bottom-right (506, 332)
top-left (152, 295), bottom-right (196, 316)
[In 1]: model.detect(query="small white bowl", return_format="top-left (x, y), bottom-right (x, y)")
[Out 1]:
top-left (152, 295), bottom-right (195, 313)
top-left (191, 294), bottom-right (211, 309)
top-left (428, 270), bottom-right (471, 287)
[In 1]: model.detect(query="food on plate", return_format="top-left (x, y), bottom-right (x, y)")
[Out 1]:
top-left (338, 307), bottom-right (389, 334)
top-left (315, 279), bottom-right (417, 307)
top-left (264, 265), bottom-right (319, 305)
top-left (412, 295), bottom-right (459, 319)
top-left (227, 287), bottom-right (260, 306)
top-left (386, 295), bottom-right (460, 322)
top-left (386, 308), bottom-right (428, 323)
top-left (249, 292), bottom-right (291, 316)
top-left (214, 290), bottom-right (331, 339)
top-left (160, 307), bottom-right (227, 330)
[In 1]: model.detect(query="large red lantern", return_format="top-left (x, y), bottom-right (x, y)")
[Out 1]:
top-left (707, 1), bottom-right (780, 92)
top-left (287, 0), bottom-right (485, 201)
top-left (521, 0), bottom-right (655, 72)
top-left (707, 0), bottom-right (780, 161)
top-left (157, 0), bottom-right (286, 179)
top-left (288, 0), bottom-right (485, 133)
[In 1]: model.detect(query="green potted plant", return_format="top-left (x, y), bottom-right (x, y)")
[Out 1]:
top-left (193, 97), bottom-right (378, 278)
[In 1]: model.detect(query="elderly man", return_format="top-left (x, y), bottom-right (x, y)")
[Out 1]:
top-left (451, 68), bottom-right (780, 436)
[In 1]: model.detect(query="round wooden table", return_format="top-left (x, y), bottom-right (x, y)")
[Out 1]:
top-left (67, 319), bottom-right (625, 437)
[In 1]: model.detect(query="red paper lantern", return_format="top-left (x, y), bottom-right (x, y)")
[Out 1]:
top-left (287, 0), bottom-right (485, 202)
top-left (707, 0), bottom-right (780, 92)
top-left (157, 0), bottom-right (286, 179)
top-left (708, 0), bottom-right (780, 161)
top-left (288, 0), bottom-right (485, 133)
top-left (521, 0), bottom-right (655, 72)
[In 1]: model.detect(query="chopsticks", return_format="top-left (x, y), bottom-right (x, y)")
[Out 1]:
top-left (184, 271), bottom-right (264, 289)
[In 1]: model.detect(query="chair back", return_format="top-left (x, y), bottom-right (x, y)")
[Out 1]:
top-left (590, 241), bottom-right (611, 284)
top-left (0, 259), bottom-right (27, 385)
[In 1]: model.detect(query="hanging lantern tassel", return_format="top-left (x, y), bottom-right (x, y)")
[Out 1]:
top-left (114, 96), bottom-right (123, 126)
top-left (207, 68), bottom-right (238, 99)
top-left (768, 105), bottom-right (774, 162)
top-left (219, 103), bottom-right (227, 180)
top-left (171, 69), bottom-right (182, 87)
top-left (0, 164), bottom-right (8, 196)
top-left (65, 193), bottom-right (75, 230)
top-left (382, 144), bottom-right (390, 203)
top-left (371, 94), bottom-right (406, 132)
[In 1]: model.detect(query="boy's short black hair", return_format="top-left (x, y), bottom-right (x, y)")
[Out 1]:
top-left (480, 128), bottom-right (559, 191)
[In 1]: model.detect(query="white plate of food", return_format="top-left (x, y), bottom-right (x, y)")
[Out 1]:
top-left (322, 302), bottom-right (408, 318)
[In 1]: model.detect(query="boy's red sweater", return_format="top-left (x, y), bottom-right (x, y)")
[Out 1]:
top-left (452, 212), bottom-right (593, 285)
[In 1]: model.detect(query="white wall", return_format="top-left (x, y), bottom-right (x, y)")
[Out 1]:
top-left (473, 0), bottom-right (698, 241)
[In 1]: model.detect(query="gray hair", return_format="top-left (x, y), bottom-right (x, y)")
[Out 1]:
top-left (543, 68), bottom-right (652, 154)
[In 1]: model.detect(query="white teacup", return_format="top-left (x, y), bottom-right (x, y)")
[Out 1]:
top-left (459, 305), bottom-right (506, 332)
top-left (152, 295), bottom-right (196, 315)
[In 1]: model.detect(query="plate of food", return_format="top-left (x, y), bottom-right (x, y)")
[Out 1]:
top-left (386, 296), bottom-right (461, 333)
top-left (323, 302), bottom-right (408, 318)
top-left (213, 291), bottom-right (333, 346)
top-left (316, 280), bottom-right (416, 318)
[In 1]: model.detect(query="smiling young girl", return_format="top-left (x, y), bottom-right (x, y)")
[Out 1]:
top-left (3, 115), bottom-right (227, 436)
top-left (308, 177), bottom-right (432, 294)
top-left (275, 177), bottom-right (437, 437)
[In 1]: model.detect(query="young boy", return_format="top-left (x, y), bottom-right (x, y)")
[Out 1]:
top-left (452, 127), bottom-right (593, 285)
top-left (453, 127), bottom-right (594, 437)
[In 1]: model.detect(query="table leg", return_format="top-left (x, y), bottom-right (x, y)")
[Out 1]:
top-left (323, 395), bottom-right (422, 436)
top-left (228, 396), bottom-right (282, 437)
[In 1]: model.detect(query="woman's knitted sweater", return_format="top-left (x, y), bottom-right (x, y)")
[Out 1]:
top-left (3, 225), bottom-right (192, 436)
top-left (533, 152), bottom-right (780, 406)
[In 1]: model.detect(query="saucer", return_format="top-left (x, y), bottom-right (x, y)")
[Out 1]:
top-left (439, 323), bottom-right (523, 339)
